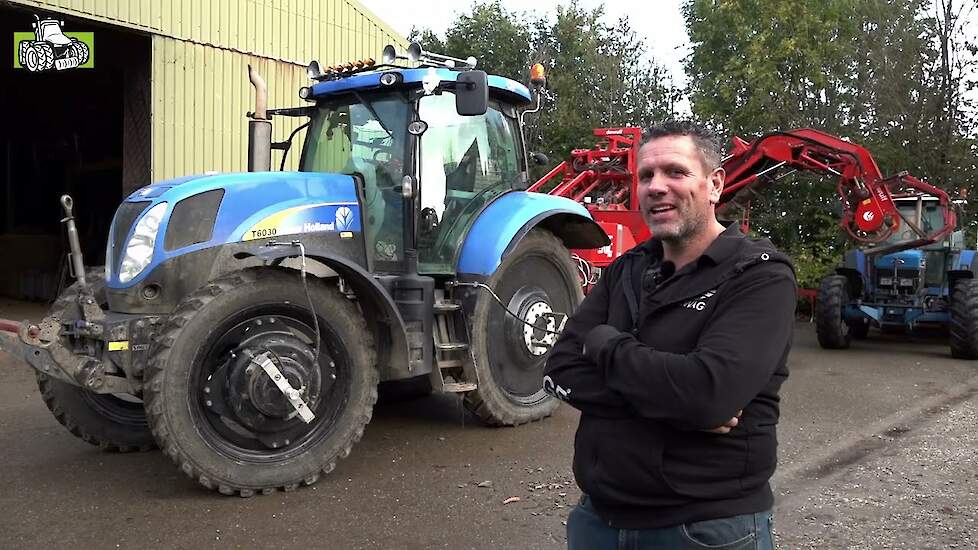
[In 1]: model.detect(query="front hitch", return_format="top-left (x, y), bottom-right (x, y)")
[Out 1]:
top-left (0, 316), bottom-right (131, 394)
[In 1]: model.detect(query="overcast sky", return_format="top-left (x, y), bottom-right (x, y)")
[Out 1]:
top-left (357, 0), bottom-right (692, 88)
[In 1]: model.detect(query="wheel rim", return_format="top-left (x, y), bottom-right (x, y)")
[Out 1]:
top-left (189, 304), bottom-right (350, 462)
top-left (486, 253), bottom-right (575, 405)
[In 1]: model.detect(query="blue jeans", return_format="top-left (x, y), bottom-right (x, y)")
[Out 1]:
top-left (567, 495), bottom-right (774, 550)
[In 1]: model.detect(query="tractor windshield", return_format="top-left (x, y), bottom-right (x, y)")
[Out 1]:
top-left (300, 93), bottom-right (410, 268)
top-left (416, 93), bottom-right (524, 273)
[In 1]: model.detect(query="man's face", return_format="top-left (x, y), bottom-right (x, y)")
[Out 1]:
top-left (636, 135), bottom-right (724, 242)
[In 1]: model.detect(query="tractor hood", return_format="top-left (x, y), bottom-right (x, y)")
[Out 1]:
top-left (107, 172), bottom-right (361, 287)
top-left (874, 249), bottom-right (924, 270)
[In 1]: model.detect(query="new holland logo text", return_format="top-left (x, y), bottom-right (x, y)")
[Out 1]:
top-left (682, 289), bottom-right (718, 311)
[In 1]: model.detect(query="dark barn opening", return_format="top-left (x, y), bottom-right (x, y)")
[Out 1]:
top-left (0, 5), bottom-right (150, 301)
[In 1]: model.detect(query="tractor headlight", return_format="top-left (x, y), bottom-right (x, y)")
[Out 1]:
top-left (879, 277), bottom-right (893, 286)
top-left (119, 202), bottom-right (167, 283)
top-left (899, 278), bottom-right (914, 287)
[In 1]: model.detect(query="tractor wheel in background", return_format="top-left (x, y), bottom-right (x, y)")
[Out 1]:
top-left (949, 279), bottom-right (978, 359)
top-left (848, 319), bottom-right (870, 340)
top-left (21, 42), bottom-right (40, 71)
top-left (33, 42), bottom-right (54, 71)
top-left (37, 269), bottom-right (156, 452)
top-left (69, 38), bottom-right (90, 65)
top-left (464, 229), bottom-right (582, 426)
top-left (816, 275), bottom-right (852, 349)
top-left (143, 269), bottom-right (378, 495)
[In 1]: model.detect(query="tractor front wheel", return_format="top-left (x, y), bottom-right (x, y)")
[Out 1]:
top-left (816, 275), bottom-right (852, 349)
top-left (949, 279), bottom-right (978, 359)
top-left (464, 230), bottom-right (582, 426)
top-left (143, 269), bottom-right (378, 495)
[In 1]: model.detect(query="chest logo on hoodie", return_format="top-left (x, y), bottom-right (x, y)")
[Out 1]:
top-left (682, 289), bottom-right (718, 311)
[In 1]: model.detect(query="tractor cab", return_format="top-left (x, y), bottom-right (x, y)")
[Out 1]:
top-left (294, 58), bottom-right (534, 274)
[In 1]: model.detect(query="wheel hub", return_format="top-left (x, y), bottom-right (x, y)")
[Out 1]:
top-left (219, 328), bottom-right (328, 434)
top-left (522, 300), bottom-right (557, 356)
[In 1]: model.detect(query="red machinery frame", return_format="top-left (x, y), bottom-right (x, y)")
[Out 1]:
top-left (529, 127), bottom-right (958, 285)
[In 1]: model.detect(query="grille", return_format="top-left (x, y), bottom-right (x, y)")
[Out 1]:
top-left (164, 190), bottom-right (225, 251)
top-left (111, 201), bottom-right (151, 271)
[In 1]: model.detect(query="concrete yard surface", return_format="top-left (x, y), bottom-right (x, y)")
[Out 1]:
top-left (0, 308), bottom-right (976, 549)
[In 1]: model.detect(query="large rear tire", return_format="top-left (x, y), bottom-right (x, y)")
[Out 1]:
top-left (37, 269), bottom-right (155, 452)
top-left (816, 275), bottom-right (852, 349)
top-left (463, 230), bottom-right (582, 426)
top-left (949, 279), bottom-right (978, 359)
top-left (144, 269), bottom-right (377, 495)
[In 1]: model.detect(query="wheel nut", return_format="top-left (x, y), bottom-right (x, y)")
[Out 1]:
top-left (205, 400), bottom-right (213, 407)
top-left (204, 386), bottom-right (211, 394)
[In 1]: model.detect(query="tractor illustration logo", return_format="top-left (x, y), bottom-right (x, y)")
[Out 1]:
top-left (17, 15), bottom-right (90, 72)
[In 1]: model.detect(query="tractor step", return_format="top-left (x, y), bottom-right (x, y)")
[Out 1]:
top-left (442, 381), bottom-right (477, 392)
top-left (435, 342), bottom-right (469, 352)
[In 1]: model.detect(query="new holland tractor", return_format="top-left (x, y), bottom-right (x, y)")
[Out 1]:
top-left (0, 43), bottom-right (607, 495)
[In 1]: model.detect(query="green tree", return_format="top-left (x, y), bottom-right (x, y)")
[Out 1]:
top-left (684, 0), bottom-right (978, 284)
top-left (411, 1), bottom-right (677, 178)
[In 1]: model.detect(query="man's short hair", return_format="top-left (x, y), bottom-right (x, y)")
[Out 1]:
top-left (640, 120), bottom-right (723, 171)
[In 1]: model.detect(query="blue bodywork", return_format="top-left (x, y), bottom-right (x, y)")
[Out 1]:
top-left (457, 192), bottom-right (593, 277)
top-left (841, 247), bottom-right (956, 329)
top-left (310, 68), bottom-right (532, 104)
top-left (107, 172), bottom-right (361, 288)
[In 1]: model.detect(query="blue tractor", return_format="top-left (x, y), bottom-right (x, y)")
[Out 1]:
top-left (816, 195), bottom-right (978, 358)
top-left (0, 43), bottom-right (607, 494)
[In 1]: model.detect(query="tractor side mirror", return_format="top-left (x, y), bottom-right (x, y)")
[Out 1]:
top-left (456, 71), bottom-right (488, 116)
top-left (530, 152), bottom-right (549, 166)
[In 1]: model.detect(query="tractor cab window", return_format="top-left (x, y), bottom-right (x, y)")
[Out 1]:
top-left (416, 93), bottom-right (523, 273)
top-left (300, 94), bottom-right (409, 269)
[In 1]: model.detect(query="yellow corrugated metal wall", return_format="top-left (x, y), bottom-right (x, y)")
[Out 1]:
top-left (8, 0), bottom-right (406, 179)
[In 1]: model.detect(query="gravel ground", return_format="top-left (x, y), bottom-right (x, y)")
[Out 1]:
top-left (775, 392), bottom-right (978, 549)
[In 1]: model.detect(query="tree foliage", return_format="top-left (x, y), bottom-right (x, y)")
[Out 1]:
top-left (685, 0), bottom-right (978, 282)
top-left (411, 0), bottom-right (677, 176)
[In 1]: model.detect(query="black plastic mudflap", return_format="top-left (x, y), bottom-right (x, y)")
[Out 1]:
top-left (376, 274), bottom-right (434, 375)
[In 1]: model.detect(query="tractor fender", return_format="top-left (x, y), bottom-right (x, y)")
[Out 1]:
top-left (457, 191), bottom-right (609, 277)
top-left (947, 249), bottom-right (978, 292)
top-left (241, 245), bottom-right (412, 382)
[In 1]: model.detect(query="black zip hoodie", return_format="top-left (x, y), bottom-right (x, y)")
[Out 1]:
top-left (543, 223), bottom-right (796, 529)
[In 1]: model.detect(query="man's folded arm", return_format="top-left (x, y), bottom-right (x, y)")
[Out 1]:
top-left (583, 267), bottom-right (796, 429)
top-left (543, 264), bottom-right (632, 418)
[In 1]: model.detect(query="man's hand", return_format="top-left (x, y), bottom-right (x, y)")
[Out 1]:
top-left (704, 410), bottom-right (742, 434)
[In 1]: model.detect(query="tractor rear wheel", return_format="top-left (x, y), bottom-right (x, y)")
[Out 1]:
top-left (37, 269), bottom-right (155, 452)
top-left (463, 229), bottom-right (582, 426)
top-left (949, 279), bottom-right (978, 359)
top-left (816, 275), bottom-right (852, 349)
top-left (143, 269), bottom-right (378, 495)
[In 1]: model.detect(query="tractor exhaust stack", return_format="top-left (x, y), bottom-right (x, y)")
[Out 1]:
top-left (247, 65), bottom-right (272, 172)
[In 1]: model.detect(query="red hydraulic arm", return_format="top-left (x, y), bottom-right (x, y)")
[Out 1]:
top-left (717, 128), bottom-right (957, 256)
top-left (530, 127), bottom-right (958, 285)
